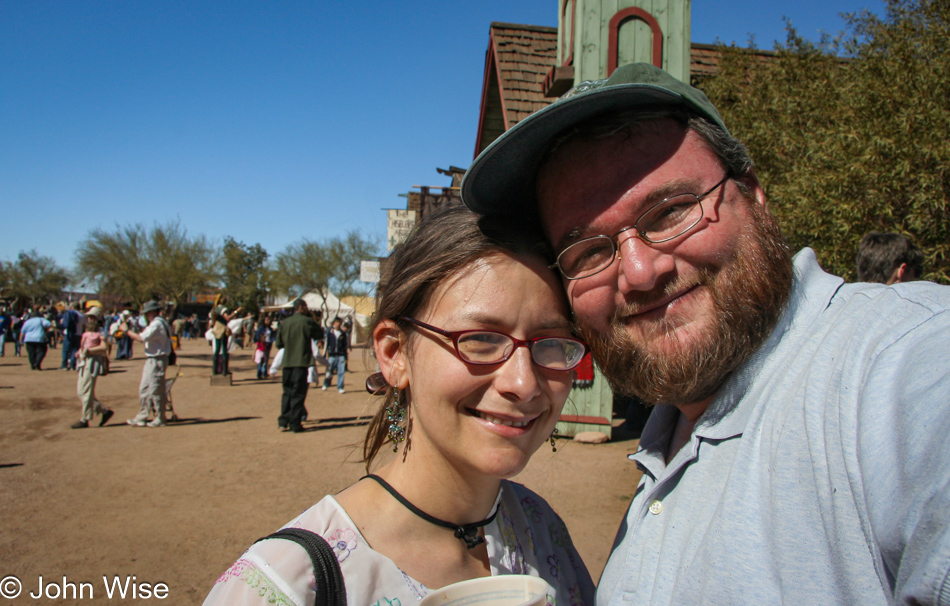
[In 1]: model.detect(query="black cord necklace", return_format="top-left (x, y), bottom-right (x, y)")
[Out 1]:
top-left (362, 474), bottom-right (498, 549)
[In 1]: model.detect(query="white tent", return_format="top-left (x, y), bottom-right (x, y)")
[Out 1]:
top-left (264, 291), bottom-right (354, 321)
top-left (264, 291), bottom-right (370, 345)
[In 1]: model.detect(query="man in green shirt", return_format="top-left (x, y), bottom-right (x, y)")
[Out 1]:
top-left (275, 298), bottom-right (322, 433)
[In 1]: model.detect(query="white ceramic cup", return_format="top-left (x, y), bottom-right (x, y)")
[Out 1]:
top-left (419, 575), bottom-right (551, 606)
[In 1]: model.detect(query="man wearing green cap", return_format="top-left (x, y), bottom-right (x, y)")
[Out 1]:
top-left (462, 63), bottom-right (950, 605)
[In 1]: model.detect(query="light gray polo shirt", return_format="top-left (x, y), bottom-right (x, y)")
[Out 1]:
top-left (597, 248), bottom-right (950, 606)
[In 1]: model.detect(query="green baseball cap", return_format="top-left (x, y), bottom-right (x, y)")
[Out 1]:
top-left (461, 62), bottom-right (729, 217)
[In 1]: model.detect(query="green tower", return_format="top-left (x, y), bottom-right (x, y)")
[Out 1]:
top-left (545, 0), bottom-right (692, 96)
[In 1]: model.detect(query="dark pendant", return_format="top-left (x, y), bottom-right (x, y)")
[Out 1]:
top-left (455, 526), bottom-right (486, 549)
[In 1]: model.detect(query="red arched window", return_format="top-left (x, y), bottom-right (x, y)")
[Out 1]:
top-left (607, 7), bottom-right (663, 75)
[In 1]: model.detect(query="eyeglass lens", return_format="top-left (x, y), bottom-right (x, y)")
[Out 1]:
top-left (455, 332), bottom-right (584, 370)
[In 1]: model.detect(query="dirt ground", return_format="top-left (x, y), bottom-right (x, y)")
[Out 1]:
top-left (0, 338), bottom-right (642, 605)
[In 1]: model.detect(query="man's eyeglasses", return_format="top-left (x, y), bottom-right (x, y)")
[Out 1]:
top-left (399, 316), bottom-right (587, 371)
top-left (552, 175), bottom-right (730, 280)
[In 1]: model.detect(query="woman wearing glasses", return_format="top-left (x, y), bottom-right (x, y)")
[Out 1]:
top-left (205, 207), bottom-right (595, 605)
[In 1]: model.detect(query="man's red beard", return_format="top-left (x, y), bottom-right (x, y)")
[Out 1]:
top-left (575, 201), bottom-right (793, 406)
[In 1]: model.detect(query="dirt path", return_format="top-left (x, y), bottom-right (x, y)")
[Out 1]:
top-left (0, 339), bottom-right (641, 604)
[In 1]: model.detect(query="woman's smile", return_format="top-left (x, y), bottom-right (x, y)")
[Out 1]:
top-left (466, 407), bottom-right (538, 430)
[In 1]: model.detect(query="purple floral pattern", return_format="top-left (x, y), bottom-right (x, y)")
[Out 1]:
top-left (521, 495), bottom-right (543, 523)
top-left (546, 554), bottom-right (560, 580)
top-left (329, 528), bottom-right (359, 562)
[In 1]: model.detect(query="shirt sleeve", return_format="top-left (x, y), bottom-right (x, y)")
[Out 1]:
top-left (857, 311), bottom-right (950, 604)
top-left (139, 319), bottom-right (160, 341)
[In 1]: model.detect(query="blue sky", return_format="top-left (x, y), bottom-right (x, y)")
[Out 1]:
top-left (1, 0), bottom-right (884, 278)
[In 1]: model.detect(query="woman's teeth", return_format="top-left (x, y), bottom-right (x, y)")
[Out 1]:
top-left (473, 410), bottom-right (530, 428)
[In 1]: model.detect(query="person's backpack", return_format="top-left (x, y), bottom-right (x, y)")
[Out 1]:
top-left (160, 320), bottom-right (177, 365)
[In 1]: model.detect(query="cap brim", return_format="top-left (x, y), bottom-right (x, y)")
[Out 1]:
top-left (462, 83), bottom-right (686, 218)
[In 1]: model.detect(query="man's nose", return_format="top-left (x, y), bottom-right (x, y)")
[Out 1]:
top-left (614, 233), bottom-right (675, 293)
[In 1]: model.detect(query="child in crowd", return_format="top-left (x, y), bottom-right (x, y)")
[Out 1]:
top-left (254, 336), bottom-right (268, 380)
top-left (72, 315), bottom-right (113, 429)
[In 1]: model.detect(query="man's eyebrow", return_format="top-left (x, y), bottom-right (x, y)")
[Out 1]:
top-left (554, 177), bottom-right (705, 251)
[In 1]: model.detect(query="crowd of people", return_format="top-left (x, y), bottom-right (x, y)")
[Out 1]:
top-left (1, 296), bottom-right (355, 438)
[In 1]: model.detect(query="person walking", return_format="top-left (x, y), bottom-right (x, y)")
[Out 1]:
top-left (125, 300), bottom-right (172, 428)
top-left (11, 312), bottom-right (23, 357)
top-left (322, 316), bottom-right (349, 393)
top-left (20, 310), bottom-right (52, 370)
top-left (0, 308), bottom-right (9, 357)
top-left (275, 298), bottom-right (321, 433)
top-left (254, 314), bottom-right (276, 380)
top-left (71, 313), bottom-right (114, 429)
top-left (60, 302), bottom-right (85, 370)
top-left (46, 306), bottom-right (59, 350)
top-left (113, 310), bottom-right (134, 359)
top-left (210, 296), bottom-right (242, 375)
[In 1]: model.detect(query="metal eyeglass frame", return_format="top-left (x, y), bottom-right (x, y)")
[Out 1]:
top-left (398, 316), bottom-right (587, 371)
top-left (552, 174), bottom-right (730, 280)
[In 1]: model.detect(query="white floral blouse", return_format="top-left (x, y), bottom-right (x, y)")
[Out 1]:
top-left (204, 480), bottom-right (595, 606)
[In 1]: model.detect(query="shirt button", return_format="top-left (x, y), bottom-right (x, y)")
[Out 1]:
top-left (648, 500), bottom-right (663, 515)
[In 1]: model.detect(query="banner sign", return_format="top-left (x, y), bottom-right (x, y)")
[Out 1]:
top-left (360, 260), bottom-right (380, 283)
top-left (387, 209), bottom-right (417, 251)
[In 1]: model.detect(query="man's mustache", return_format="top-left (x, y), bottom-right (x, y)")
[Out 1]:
top-left (609, 269), bottom-right (712, 321)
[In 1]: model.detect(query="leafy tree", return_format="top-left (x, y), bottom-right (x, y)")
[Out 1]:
top-left (75, 221), bottom-right (219, 307)
top-left (699, 0), bottom-right (950, 282)
top-left (274, 230), bottom-right (382, 316)
top-left (3, 250), bottom-right (69, 308)
top-left (223, 237), bottom-right (270, 316)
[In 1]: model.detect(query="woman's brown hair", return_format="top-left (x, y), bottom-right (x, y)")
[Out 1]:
top-left (361, 205), bottom-right (553, 470)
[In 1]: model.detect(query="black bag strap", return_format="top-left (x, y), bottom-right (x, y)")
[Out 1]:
top-left (255, 528), bottom-right (347, 606)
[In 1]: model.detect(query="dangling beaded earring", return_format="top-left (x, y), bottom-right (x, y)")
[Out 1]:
top-left (550, 426), bottom-right (559, 452)
top-left (386, 390), bottom-right (406, 452)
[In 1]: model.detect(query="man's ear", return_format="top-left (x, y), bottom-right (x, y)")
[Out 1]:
top-left (705, 169), bottom-right (766, 223)
top-left (887, 262), bottom-right (909, 285)
top-left (373, 319), bottom-right (410, 390)
top-left (738, 168), bottom-right (766, 207)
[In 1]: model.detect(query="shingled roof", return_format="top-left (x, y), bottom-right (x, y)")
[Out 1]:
top-left (690, 43), bottom-right (723, 82)
top-left (473, 23), bottom-right (558, 157)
